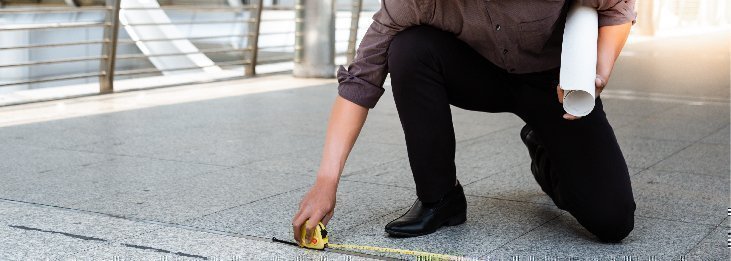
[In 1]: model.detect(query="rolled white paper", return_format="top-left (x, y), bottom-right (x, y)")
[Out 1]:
top-left (560, 2), bottom-right (599, 117)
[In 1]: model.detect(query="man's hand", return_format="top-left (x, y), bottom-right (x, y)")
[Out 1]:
top-left (292, 177), bottom-right (337, 245)
top-left (556, 74), bottom-right (608, 120)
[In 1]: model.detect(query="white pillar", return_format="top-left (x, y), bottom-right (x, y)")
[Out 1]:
top-left (293, 0), bottom-right (336, 78)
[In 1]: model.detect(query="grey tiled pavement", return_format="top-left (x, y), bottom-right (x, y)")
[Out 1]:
top-left (1, 32), bottom-right (729, 260)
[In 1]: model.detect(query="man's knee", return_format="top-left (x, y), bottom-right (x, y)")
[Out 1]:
top-left (574, 200), bottom-right (636, 243)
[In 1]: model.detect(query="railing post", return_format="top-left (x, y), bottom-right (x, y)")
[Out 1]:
top-left (294, 0), bottom-right (304, 65)
top-left (246, 0), bottom-right (264, 76)
top-left (99, 0), bottom-right (121, 94)
top-left (346, 0), bottom-right (362, 64)
top-left (293, 0), bottom-right (336, 78)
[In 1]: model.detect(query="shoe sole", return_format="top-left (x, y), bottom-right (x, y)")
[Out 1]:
top-left (384, 212), bottom-right (467, 238)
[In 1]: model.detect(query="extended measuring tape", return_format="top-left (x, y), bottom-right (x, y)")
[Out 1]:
top-left (271, 221), bottom-right (465, 260)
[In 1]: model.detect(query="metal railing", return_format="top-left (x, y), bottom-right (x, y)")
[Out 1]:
top-left (0, 0), bottom-right (368, 104)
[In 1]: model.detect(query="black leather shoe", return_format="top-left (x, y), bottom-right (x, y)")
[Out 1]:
top-left (384, 183), bottom-right (467, 237)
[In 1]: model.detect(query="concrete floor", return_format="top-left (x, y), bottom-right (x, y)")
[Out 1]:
top-left (0, 30), bottom-right (729, 260)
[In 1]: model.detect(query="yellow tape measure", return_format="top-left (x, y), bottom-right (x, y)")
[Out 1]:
top-left (273, 221), bottom-right (463, 260)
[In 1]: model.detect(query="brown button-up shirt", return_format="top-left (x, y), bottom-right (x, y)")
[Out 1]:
top-left (337, 0), bottom-right (637, 108)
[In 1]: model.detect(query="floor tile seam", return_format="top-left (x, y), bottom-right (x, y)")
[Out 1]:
top-left (607, 100), bottom-right (691, 131)
top-left (1, 193), bottom-right (300, 243)
top-left (0, 148), bottom-right (121, 176)
top-left (179, 185), bottom-right (311, 224)
top-left (66, 226), bottom-right (171, 258)
top-left (166, 129), bottom-right (327, 152)
top-left (616, 135), bottom-right (698, 144)
top-left (52, 129), bottom-right (325, 167)
top-left (339, 157), bottom-right (529, 189)
top-left (696, 140), bottom-right (731, 146)
top-left (358, 139), bottom-right (406, 146)
top-left (630, 140), bottom-right (699, 179)
top-left (232, 143), bottom-right (334, 171)
top-left (52, 146), bottom-right (235, 168)
top-left (338, 178), bottom-right (556, 208)
top-left (61, 165), bottom-right (240, 208)
top-left (459, 159), bottom-right (532, 188)
top-left (338, 158), bottom-right (408, 179)
top-left (461, 193), bottom-right (557, 207)
top-left (634, 124), bottom-right (731, 178)
top-left (643, 167), bottom-right (730, 178)
top-left (681, 223), bottom-right (722, 257)
top-left (485, 212), bottom-right (566, 255)
top-left (341, 158), bottom-right (408, 177)
top-left (607, 119), bottom-right (634, 130)
top-left (0, 198), bottom-right (183, 258)
top-left (92, 222), bottom-right (394, 261)
top-left (634, 214), bottom-right (724, 227)
top-left (65, 240), bottom-right (120, 259)
top-left (234, 146), bottom-right (317, 168)
top-left (0, 197), bottom-right (361, 260)
top-left (716, 217), bottom-right (730, 227)
top-left (335, 205), bottom-right (412, 237)
top-left (335, 179), bottom-right (416, 191)
top-left (454, 123), bottom-right (526, 147)
top-left (0, 197), bottom-right (182, 228)
top-left (625, 99), bottom-right (685, 121)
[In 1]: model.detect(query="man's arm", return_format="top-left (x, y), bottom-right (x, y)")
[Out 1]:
top-left (596, 22), bottom-right (632, 90)
top-left (291, 96), bottom-right (367, 244)
top-left (292, 0), bottom-right (433, 244)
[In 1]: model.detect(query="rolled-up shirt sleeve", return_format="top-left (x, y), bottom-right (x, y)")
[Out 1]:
top-left (581, 0), bottom-right (637, 27)
top-left (337, 0), bottom-right (432, 109)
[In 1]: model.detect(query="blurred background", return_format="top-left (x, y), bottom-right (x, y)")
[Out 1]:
top-left (0, 0), bottom-right (728, 106)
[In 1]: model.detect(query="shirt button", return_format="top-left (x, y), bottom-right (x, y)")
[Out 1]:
top-left (503, 49), bottom-right (508, 55)
top-left (496, 24), bottom-right (501, 31)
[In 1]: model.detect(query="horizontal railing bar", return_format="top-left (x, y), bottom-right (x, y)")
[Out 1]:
top-left (121, 5), bottom-right (258, 11)
top-left (116, 34), bottom-right (255, 43)
top-left (0, 72), bottom-right (104, 88)
top-left (116, 47), bottom-right (253, 60)
top-left (260, 18), bottom-right (297, 22)
top-left (258, 45), bottom-right (294, 49)
top-left (258, 31), bottom-right (295, 35)
top-left (122, 19), bottom-right (257, 26)
top-left (0, 22), bottom-right (111, 31)
top-left (257, 56), bottom-right (293, 64)
top-left (0, 6), bottom-right (111, 14)
top-left (262, 6), bottom-right (295, 11)
top-left (0, 40), bottom-right (109, 51)
top-left (115, 60), bottom-right (251, 76)
top-left (0, 56), bottom-right (106, 68)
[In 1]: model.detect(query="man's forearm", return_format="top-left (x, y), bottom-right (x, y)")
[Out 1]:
top-left (316, 96), bottom-right (369, 185)
top-left (596, 22), bottom-right (632, 82)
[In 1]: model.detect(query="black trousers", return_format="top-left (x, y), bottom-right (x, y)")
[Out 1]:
top-left (387, 26), bottom-right (636, 242)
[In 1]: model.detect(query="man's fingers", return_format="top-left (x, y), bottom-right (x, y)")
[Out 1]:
top-left (305, 211), bottom-right (326, 241)
top-left (556, 85), bottom-right (564, 104)
top-left (292, 212), bottom-right (309, 244)
top-left (322, 210), bottom-right (334, 226)
top-left (596, 75), bottom-right (608, 97)
top-left (563, 113), bottom-right (581, 120)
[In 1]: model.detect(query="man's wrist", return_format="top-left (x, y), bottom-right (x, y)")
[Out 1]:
top-left (315, 172), bottom-right (340, 187)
